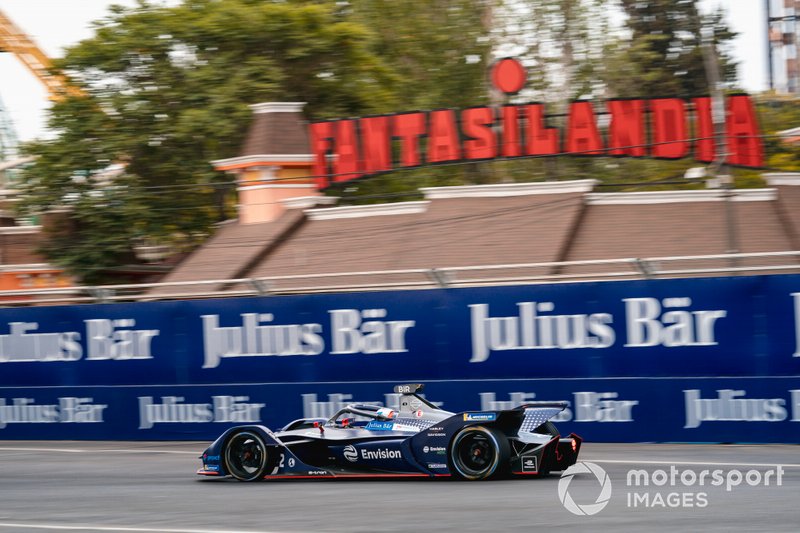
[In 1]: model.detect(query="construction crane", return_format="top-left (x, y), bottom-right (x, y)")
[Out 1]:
top-left (0, 7), bottom-right (78, 101)
top-left (0, 7), bottom-right (84, 180)
top-left (0, 93), bottom-right (17, 163)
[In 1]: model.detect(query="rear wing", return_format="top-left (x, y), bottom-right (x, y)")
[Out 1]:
top-left (516, 402), bottom-right (569, 433)
top-left (515, 401), bottom-right (569, 410)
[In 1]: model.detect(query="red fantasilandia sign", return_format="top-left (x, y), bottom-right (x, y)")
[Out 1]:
top-left (309, 58), bottom-right (763, 190)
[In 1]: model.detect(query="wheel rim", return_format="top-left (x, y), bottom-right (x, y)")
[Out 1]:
top-left (225, 432), bottom-right (267, 481)
top-left (452, 429), bottom-right (499, 479)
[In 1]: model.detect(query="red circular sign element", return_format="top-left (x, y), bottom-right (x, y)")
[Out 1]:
top-left (491, 58), bottom-right (526, 95)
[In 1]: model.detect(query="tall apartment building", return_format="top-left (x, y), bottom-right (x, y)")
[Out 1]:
top-left (768, 0), bottom-right (800, 93)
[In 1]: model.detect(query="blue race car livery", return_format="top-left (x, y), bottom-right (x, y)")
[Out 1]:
top-left (197, 384), bottom-right (581, 481)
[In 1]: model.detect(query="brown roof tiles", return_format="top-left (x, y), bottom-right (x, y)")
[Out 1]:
top-left (241, 103), bottom-right (310, 157)
top-left (0, 229), bottom-right (47, 264)
top-left (149, 176), bottom-right (800, 296)
top-left (147, 210), bottom-right (305, 296)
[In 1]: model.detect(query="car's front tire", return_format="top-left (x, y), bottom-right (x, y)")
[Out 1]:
top-left (449, 426), bottom-right (509, 480)
top-left (223, 430), bottom-right (271, 482)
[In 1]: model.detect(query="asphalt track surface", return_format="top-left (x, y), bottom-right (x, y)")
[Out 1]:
top-left (0, 442), bottom-right (797, 532)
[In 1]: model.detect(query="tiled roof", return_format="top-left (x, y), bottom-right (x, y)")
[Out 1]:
top-left (147, 210), bottom-right (305, 296)
top-left (241, 103), bottom-right (310, 157)
top-left (150, 176), bottom-right (800, 295)
top-left (0, 227), bottom-right (47, 264)
top-left (766, 174), bottom-right (800, 250)
top-left (561, 190), bottom-right (795, 276)
top-left (241, 189), bottom-right (586, 289)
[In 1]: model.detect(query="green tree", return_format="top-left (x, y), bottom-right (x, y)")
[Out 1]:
top-left (484, 0), bottom-right (613, 183)
top-left (327, 0), bottom-right (495, 200)
top-left (616, 0), bottom-right (738, 98)
top-left (348, 0), bottom-right (493, 110)
top-left (757, 95), bottom-right (800, 172)
top-left (18, 0), bottom-right (397, 283)
top-left (494, 0), bottom-right (610, 103)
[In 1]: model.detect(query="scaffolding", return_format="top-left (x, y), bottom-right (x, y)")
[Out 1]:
top-left (0, 7), bottom-right (83, 186)
top-left (0, 92), bottom-right (19, 188)
top-left (0, 92), bottom-right (17, 161)
top-left (767, 0), bottom-right (800, 93)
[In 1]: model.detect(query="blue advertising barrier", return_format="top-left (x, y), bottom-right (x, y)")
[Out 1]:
top-left (1, 274), bottom-right (799, 442)
top-left (1, 378), bottom-right (798, 443)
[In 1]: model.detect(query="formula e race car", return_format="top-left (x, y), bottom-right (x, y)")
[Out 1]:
top-left (197, 384), bottom-right (581, 481)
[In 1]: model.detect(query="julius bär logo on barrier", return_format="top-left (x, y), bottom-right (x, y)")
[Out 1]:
top-left (309, 57), bottom-right (763, 189)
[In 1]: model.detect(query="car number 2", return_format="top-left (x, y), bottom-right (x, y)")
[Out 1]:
top-left (278, 453), bottom-right (296, 468)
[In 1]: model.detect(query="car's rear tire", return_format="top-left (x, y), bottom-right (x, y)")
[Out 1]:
top-left (223, 430), bottom-right (271, 482)
top-left (535, 420), bottom-right (560, 437)
top-left (449, 426), bottom-right (509, 480)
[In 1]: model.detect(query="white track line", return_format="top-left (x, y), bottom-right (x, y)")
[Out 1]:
top-left (0, 447), bottom-right (84, 453)
top-left (590, 459), bottom-right (800, 468)
top-left (0, 447), bottom-right (197, 455)
top-left (1, 447), bottom-right (798, 466)
top-left (0, 523), bottom-right (288, 533)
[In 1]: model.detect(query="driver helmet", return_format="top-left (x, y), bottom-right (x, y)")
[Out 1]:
top-left (376, 407), bottom-right (397, 419)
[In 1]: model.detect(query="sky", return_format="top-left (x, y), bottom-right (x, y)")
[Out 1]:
top-left (0, 0), bottom-right (769, 143)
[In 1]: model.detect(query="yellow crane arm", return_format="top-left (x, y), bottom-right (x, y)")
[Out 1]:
top-left (0, 7), bottom-right (82, 101)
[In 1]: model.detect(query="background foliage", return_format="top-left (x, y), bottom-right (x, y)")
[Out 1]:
top-left (14, 0), bottom-right (800, 282)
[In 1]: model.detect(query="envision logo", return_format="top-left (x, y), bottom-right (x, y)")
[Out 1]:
top-left (343, 445), bottom-right (358, 462)
top-left (558, 462), bottom-right (613, 516)
top-left (361, 448), bottom-right (401, 460)
top-left (342, 445), bottom-right (400, 462)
